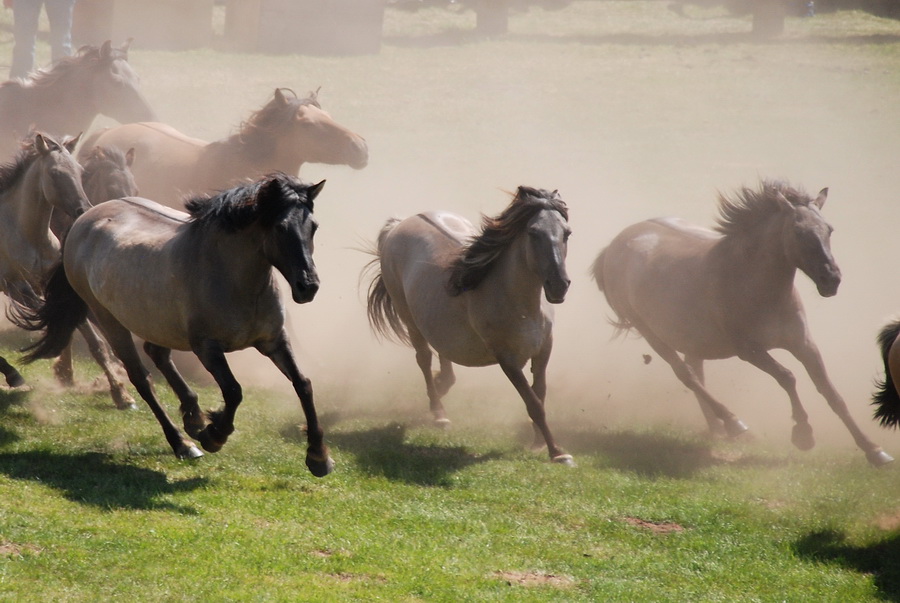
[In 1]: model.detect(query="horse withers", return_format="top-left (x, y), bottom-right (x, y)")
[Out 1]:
top-left (78, 88), bottom-right (367, 208)
top-left (592, 180), bottom-right (892, 467)
top-left (365, 186), bottom-right (574, 465)
top-left (12, 173), bottom-right (333, 477)
top-left (0, 40), bottom-right (155, 160)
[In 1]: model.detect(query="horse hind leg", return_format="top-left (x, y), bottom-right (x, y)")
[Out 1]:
top-left (684, 355), bottom-right (733, 437)
top-left (142, 341), bottom-right (207, 441)
top-left (434, 355), bottom-right (456, 397)
top-left (77, 320), bottom-right (137, 410)
top-left (0, 355), bottom-right (25, 388)
top-left (410, 332), bottom-right (450, 428)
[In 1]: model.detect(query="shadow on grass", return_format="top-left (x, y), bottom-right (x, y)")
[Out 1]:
top-left (794, 530), bottom-right (900, 602)
top-left (284, 422), bottom-right (501, 487)
top-left (0, 386), bottom-right (30, 413)
top-left (557, 427), bottom-right (783, 479)
top-left (0, 450), bottom-right (206, 513)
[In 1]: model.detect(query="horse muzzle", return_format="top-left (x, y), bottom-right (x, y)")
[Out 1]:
top-left (543, 278), bottom-right (571, 304)
top-left (291, 280), bottom-right (320, 304)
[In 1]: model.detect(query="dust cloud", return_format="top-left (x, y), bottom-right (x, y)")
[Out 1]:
top-left (17, 3), bottom-right (900, 460)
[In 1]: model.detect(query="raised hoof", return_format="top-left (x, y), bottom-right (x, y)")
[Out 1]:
top-left (551, 453), bottom-right (576, 467)
top-left (197, 432), bottom-right (224, 453)
top-left (176, 443), bottom-right (204, 460)
top-left (4, 372), bottom-right (25, 388)
top-left (434, 417), bottom-right (452, 430)
top-left (791, 423), bottom-right (816, 451)
top-left (867, 448), bottom-right (895, 467)
top-left (724, 418), bottom-right (749, 437)
top-left (306, 454), bottom-right (335, 477)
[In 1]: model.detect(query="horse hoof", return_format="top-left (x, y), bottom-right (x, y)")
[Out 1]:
top-left (791, 424), bottom-right (816, 451)
top-left (867, 449), bottom-right (894, 467)
top-left (306, 454), bottom-right (335, 477)
top-left (551, 453), bottom-right (576, 467)
top-left (434, 418), bottom-right (452, 430)
top-left (117, 402), bottom-right (139, 411)
top-left (5, 372), bottom-right (25, 388)
top-left (177, 444), bottom-right (204, 460)
top-left (725, 418), bottom-right (749, 437)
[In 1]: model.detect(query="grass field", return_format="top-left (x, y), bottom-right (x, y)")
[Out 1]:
top-left (2, 1), bottom-right (900, 600)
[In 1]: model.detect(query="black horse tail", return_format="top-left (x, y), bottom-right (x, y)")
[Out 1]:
top-left (873, 319), bottom-right (900, 428)
top-left (363, 218), bottom-right (410, 346)
top-left (10, 262), bottom-right (88, 363)
top-left (589, 246), bottom-right (632, 336)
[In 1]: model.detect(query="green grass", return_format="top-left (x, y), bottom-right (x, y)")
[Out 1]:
top-left (2, 1), bottom-right (900, 601)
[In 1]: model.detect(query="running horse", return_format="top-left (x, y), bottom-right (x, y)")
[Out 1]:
top-left (13, 173), bottom-right (334, 476)
top-left (365, 187), bottom-right (574, 465)
top-left (592, 180), bottom-right (892, 466)
top-left (79, 88), bottom-right (368, 208)
top-left (0, 41), bottom-right (156, 160)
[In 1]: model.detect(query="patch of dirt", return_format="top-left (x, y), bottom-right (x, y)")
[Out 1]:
top-left (325, 572), bottom-right (386, 584)
top-left (493, 570), bottom-right (576, 588)
top-left (874, 510), bottom-right (900, 531)
top-left (622, 516), bottom-right (685, 533)
top-left (0, 540), bottom-right (42, 557)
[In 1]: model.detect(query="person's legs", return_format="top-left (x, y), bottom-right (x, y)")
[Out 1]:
top-left (10, 0), bottom-right (44, 79)
top-left (44, 0), bottom-right (74, 63)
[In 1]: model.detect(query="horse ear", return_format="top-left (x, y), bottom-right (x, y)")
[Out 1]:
top-left (814, 187), bottom-right (828, 209)
top-left (120, 38), bottom-right (133, 56)
top-left (100, 40), bottom-right (113, 59)
top-left (307, 180), bottom-right (326, 204)
top-left (63, 133), bottom-right (82, 153)
top-left (125, 147), bottom-right (135, 167)
top-left (274, 88), bottom-right (288, 106)
top-left (34, 133), bottom-right (50, 155)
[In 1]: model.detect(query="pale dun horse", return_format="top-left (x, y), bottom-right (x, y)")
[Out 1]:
top-left (592, 180), bottom-right (892, 466)
top-left (365, 186), bottom-right (575, 465)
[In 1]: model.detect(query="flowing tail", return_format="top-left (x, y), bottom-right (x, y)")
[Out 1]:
top-left (9, 262), bottom-right (88, 363)
top-left (364, 218), bottom-right (411, 346)
top-left (589, 246), bottom-right (632, 336)
top-left (873, 319), bottom-right (900, 428)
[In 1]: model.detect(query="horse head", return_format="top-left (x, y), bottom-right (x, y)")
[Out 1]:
top-left (81, 145), bottom-right (138, 203)
top-left (89, 40), bottom-right (157, 124)
top-left (34, 132), bottom-right (91, 220)
top-left (777, 187), bottom-right (841, 297)
top-left (521, 187), bottom-right (571, 304)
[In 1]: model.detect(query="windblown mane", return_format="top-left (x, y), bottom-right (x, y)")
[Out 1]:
top-left (208, 89), bottom-right (322, 158)
top-left (0, 133), bottom-right (52, 196)
top-left (715, 179), bottom-right (813, 238)
top-left (184, 172), bottom-right (312, 232)
top-left (2, 44), bottom-right (119, 90)
top-left (447, 186), bottom-right (568, 295)
top-left (81, 145), bottom-right (129, 177)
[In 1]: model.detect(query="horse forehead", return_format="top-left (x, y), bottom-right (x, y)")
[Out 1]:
top-left (529, 208), bottom-right (568, 232)
top-left (296, 104), bottom-right (332, 122)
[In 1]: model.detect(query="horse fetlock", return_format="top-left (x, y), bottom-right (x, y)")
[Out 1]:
top-left (791, 423), bottom-right (816, 451)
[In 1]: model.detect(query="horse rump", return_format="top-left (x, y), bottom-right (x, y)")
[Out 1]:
top-left (589, 246), bottom-right (633, 336)
top-left (873, 318), bottom-right (900, 428)
top-left (8, 262), bottom-right (88, 362)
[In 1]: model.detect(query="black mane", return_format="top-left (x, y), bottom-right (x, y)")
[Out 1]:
top-left (447, 186), bottom-right (568, 295)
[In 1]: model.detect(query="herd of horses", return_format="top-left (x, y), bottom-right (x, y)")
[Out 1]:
top-left (0, 41), bottom-right (898, 478)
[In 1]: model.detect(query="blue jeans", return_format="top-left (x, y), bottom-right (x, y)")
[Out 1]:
top-left (10, 0), bottom-right (75, 79)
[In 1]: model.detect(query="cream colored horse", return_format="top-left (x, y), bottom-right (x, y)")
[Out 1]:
top-left (79, 88), bottom-right (367, 208)
top-left (366, 186), bottom-right (574, 465)
top-left (593, 180), bottom-right (892, 467)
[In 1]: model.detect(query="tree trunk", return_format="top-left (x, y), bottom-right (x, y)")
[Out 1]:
top-left (475, 0), bottom-right (509, 36)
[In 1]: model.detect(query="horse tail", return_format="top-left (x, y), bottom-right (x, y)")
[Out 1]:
top-left (873, 319), bottom-right (900, 428)
top-left (9, 262), bottom-right (88, 362)
top-left (589, 246), bottom-right (633, 337)
top-left (364, 218), bottom-right (411, 346)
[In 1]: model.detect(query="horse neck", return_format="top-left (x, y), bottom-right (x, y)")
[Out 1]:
top-left (479, 236), bottom-right (544, 314)
top-left (197, 225), bottom-right (273, 290)
top-left (0, 167), bottom-right (58, 273)
top-left (25, 75), bottom-right (97, 132)
top-left (201, 134), bottom-right (302, 180)
top-left (715, 224), bottom-right (797, 298)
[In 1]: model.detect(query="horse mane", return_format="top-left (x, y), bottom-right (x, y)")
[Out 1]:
top-left (81, 145), bottom-right (128, 175)
top-left (447, 186), bottom-right (568, 296)
top-left (2, 44), bottom-right (120, 91)
top-left (714, 179), bottom-right (814, 238)
top-left (208, 89), bottom-right (322, 157)
top-left (184, 172), bottom-right (312, 232)
top-left (0, 134), bottom-right (51, 196)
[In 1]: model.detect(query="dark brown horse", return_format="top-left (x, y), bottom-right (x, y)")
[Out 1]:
top-left (592, 180), bottom-right (892, 466)
top-left (13, 173), bottom-right (333, 476)
top-left (79, 88), bottom-right (367, 208)
top-left (365, 187), bottom-right (574, 465)
top-left (0, 41), bottom-right (156, 160)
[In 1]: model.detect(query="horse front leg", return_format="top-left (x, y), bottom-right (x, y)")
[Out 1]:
top-left (0, 355), bottom-right (25, 388)
top-left (142, 342), bottom-right (206, 441)
top-left (259, 334), bottom-right (333, 477)
top-left (191, 339), bottom-right (241, 453)
top-left (792, 343), bottom-right (893, 467)
top-left (498, 356), bottom-right (573, 466)
top-left (528, 334), bottom-right (553, 451)
top-left (77, 320), bottom-right (136, 410)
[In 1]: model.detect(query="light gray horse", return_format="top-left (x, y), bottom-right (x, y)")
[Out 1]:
top-left (365, 186), bottom-right (574, 465)
top-left (592, 180), bottom-right (892, 466)
top-left (12, 173), bottom-right (333, 477)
